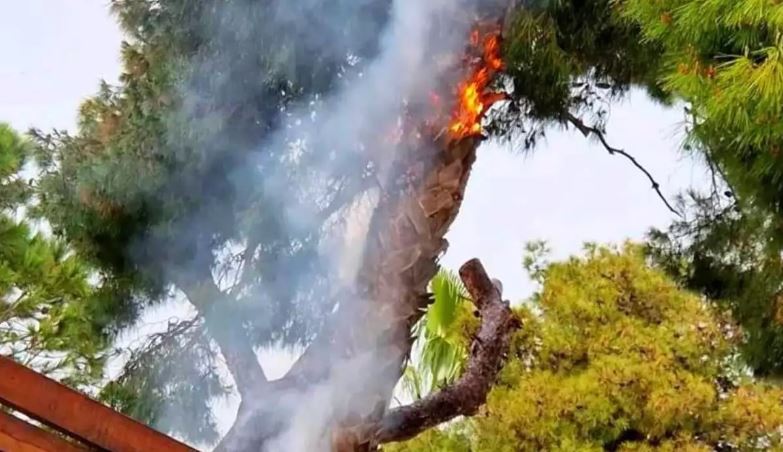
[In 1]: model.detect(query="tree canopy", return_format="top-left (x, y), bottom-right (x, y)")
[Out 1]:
top-left (0, 124), bottom-right (108, 388)
top-left (390, 245), bottom-right (783, 451)
top-left (4, 0), bottom-right (783, 449)
top-left (648, 191), bottom-right (783, 377)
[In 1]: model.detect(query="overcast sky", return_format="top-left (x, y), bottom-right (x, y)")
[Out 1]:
top-left (0, 0), bottom-right (710, 443)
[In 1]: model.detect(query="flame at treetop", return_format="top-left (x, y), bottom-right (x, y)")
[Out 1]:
top-left (448, 27), bottom-right (506, 140)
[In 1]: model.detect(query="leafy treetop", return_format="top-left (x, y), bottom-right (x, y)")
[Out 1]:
top-left (389, 245), bottom-right (783, 451)
top-left (0, 123), bottom-right (109, 388)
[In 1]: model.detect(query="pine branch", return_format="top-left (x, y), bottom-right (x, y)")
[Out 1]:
top-left (0, 291), bottom-right (27, 322)
top-left (565, 112), bottom-right (683, 218)
top-left (354, 259), bottom-right (519, 445)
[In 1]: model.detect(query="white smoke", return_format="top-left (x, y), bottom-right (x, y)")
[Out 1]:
top-left (146, 0), bottom-right (491, 450)
top-left (240, 1), bottom-right (475, 449)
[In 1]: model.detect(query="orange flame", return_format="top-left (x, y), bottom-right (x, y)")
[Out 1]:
top-left (448, 29), bottom-right (506, 140)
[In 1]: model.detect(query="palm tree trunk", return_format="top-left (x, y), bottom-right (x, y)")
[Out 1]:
top-left (330, 133), bottom-right (483, 450)
top-left (327, 10), bottom-right (512, 448)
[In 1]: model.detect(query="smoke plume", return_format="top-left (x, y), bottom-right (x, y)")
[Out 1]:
top-left (126, 0), bottom-right (494, 450)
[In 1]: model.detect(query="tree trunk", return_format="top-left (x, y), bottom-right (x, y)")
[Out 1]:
top-left (325, 8), bottom-right (511, 449)
top-left (239, 132), bottom-right (485, 452)
top-left (329, 133), bottom-right (484, 450)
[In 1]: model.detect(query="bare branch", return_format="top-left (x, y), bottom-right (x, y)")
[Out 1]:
top-left (359, 258), bottom-right (519, 445)
top-left (565, 112), bottom-right (683, 218)
top-left (229, 237), bottom-right (260, 297)
top-left (0, 291), bottom-right (28, 322)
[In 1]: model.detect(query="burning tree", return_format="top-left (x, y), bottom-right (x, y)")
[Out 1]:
top-left (27, 0), bottom-right (783, 450)
top-left (215, 9), bottom-right (519, 451)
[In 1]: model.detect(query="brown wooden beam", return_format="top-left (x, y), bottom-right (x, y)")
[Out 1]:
top-left (0, 356), bottom-right (198, 452)
top-left (0, 410), bottom-right (89, 452)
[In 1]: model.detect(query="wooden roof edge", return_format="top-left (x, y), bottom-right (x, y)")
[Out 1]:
top-left (0, 356), bottom-right (199, 452)
top-left (0, 409), bottom-right (91, 452)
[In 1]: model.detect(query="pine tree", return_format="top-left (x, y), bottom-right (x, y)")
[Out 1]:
top-left (648, 191), bottom-right (783, 378)
top-left (32, 0), bottom-right (397, 445)
top-left (0, 124), bottom-right (107, 388)
top-left (389, 246), bottom-right (783, 451)
top-left (629, 0), bottom-right (783, 383)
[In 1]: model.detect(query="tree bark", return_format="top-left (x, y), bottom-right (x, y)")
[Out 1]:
top-left (371, 258), bottom-right (519, 444)
top-left (322, 7), bottom-right (512, 447)
top-left (226, 133), bottom-right (484, 452)
top-left (325, 133), bottom-right (485, 451)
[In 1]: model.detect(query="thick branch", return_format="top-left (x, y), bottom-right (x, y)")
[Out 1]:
top-left (565, 112), bottom-right (683, 218)
top-left (175, 273), bottom-right (268, 399)
top-left (367, 258), bottom-right (519, 444)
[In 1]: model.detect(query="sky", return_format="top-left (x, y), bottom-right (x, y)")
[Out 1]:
top-left (0, 0), bottom-right (710, 443)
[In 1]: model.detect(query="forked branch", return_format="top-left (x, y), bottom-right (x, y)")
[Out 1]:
top-left (565, 112), bottom-right (683, 218)
top-left (367, 258), bottom-right (520, 444)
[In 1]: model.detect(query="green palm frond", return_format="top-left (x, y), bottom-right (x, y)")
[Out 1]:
top-left (403, 270), bottom-right (472, 400)
top-left (426, 270), bottom-right (468, 336)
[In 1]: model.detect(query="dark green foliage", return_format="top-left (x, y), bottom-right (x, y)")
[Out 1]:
top-left (488, 0), bottom-right (665, 148)
top-left (647, 191), bottom-right (783, 377)
top-left (32, 0), bottom-right (392, 335)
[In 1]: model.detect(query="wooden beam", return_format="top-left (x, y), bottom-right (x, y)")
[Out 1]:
top-left (0, 356), bottom-right (198, 452)
top-left (0, 410), bottom-right (89, 452)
